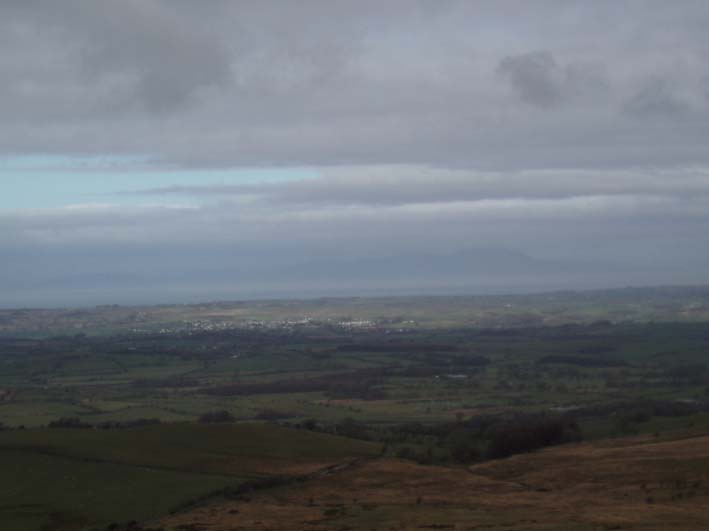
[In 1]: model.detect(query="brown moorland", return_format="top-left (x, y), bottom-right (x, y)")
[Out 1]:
top-left (155, 433), bottom-right (709, 531)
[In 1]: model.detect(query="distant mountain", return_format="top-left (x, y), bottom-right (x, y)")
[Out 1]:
top-left (32, 273), bottom-right (151, 290)
top-left (252, 247), bottom-right (637, 282)
top-left (21, 247), bottom-right (677, 307)
top-left (30, 247), bottom-right (644, 290)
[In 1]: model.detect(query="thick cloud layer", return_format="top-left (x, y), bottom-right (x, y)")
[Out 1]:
top-left (1, 1), bottom-right (709, 305)
top-left (2, 1), bottom-right (709, 167)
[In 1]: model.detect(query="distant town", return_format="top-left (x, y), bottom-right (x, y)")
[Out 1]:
top-left (132, 317), bottom-right (418, 335)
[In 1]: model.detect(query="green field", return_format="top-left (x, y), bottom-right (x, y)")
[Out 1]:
top-left (0, 424), bottom-right (379, 531)
top-left (2, 287), bottom-right (709, 529)
top-left (2, 319), bottom-right (709, 429)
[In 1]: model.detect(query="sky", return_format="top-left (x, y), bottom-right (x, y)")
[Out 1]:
top-left (2, 1), bottom-right (709, 307)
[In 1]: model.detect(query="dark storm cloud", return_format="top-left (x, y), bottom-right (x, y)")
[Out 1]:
top-left (498, 51), bottom-right (565, 108)
top-left (74, 1), bottom-right (232, 112)
top-left (497, 51), bottom-right (609, 108)
top-left (1, 0), bottom-right (232, 114)
top-left (623, 80), bottom-right (690, 118)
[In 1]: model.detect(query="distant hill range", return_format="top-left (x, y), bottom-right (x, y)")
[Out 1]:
top-left (5, 246), bottom-right (705, 307)
top-left (264, 247), bottom-right (634, 281)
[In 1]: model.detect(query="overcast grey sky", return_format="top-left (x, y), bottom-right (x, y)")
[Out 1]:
top-left (2, 1), bottom-right (709, 306)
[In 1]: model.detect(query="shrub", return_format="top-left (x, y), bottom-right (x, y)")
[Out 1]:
top-left (198, 410), bottom-right (235, 423)
top-left (301, 418), bottom-right (319, 431)
top-left (48, 417), bottom-right (92, 429)
top-left (254, 409), bottom-right (295, 421)
top-left (97, 418), bottom-right (161, 430)
top-left (396, 447), bottom-right (413, 459)
top-left (335, 417), bottom-right (370, 439)
top-left (487, 417), bottom-right (580, 459)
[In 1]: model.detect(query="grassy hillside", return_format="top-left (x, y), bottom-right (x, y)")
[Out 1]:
top-left (157, 432), bottom-right (709, 531)
top-left (0, 423), bottom-right (379, 531)
top-left (0, 449), bottom-right (233, 531)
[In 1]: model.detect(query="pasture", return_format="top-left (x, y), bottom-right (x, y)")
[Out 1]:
top-left (0, 423), bottom-right (379, 531)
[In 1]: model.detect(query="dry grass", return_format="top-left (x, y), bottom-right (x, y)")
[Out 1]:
top-left (155, 433), bottom-right (709, 530)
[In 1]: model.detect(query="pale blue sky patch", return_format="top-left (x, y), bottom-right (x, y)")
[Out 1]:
top-left (0, 155), bottom-right (317, 210)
